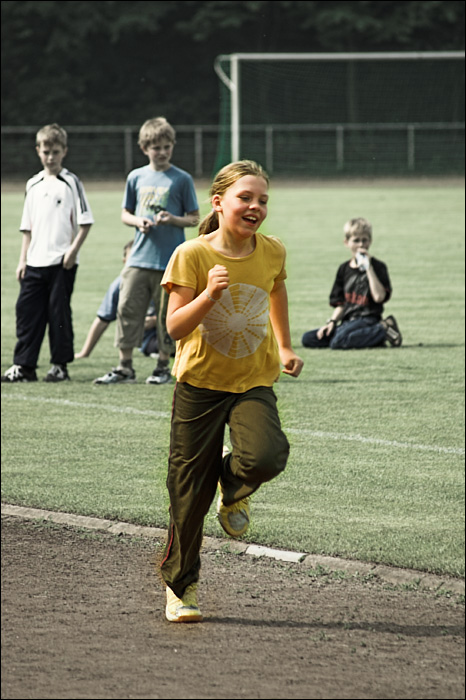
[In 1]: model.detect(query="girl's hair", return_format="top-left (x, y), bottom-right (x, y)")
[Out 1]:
top-left (343, 217), bottom-right (373, 240)
top-left (138, 117), bottom-right (176, 149)
top-left (36, 123), bottom-right (68, 149)
top-left (199, 160), bottom-right (269, 236)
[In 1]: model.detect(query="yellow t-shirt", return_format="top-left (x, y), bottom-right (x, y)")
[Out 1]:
top-left (162, 233), bottom-right (287, 393)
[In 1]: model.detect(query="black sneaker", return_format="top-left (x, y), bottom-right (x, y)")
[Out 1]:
top-left (1, 364), bottom-right (38, 383)
top-left (145, 366), bottom-right (171, 385)
top-left (383, 316), bottom-right (402, 347)
top-left (43, 365), bottom-right (71, 382)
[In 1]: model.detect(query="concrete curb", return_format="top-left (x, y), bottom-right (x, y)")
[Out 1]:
top-left (2, 503), bottom-right (464, 595)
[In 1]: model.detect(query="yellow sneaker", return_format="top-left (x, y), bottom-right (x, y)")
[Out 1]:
top-left (165, 583), bottom-right (203, 623)
top-left (217, 486), bottom-right (250, 538)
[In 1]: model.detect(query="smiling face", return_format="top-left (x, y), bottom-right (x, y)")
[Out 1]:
top-left (213, 174), bottom-right (269, 241)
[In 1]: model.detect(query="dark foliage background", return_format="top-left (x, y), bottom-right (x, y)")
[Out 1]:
top-left (2, 0), bottom-right (465, 127)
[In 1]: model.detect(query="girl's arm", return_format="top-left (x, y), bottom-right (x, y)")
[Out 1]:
top-left (269, 280), bottom-right (304, 377)
top-left (166, 264), bottom-right (229, 340)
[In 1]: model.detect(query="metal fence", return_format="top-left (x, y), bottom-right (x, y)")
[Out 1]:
top-left (240, 123), bottom-right (465, 176)
top-left (1, 123), bottom-right (464, 181)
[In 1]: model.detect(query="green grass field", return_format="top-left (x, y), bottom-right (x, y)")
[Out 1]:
top-left (1, 180), bottom-right (465, 576)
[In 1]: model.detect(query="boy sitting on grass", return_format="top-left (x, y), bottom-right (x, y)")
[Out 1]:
top-left (302, 217), bottom-right (402, 349)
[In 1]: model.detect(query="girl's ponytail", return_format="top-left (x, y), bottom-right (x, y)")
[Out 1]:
top-left (198, 210), bottom-right (218, 236)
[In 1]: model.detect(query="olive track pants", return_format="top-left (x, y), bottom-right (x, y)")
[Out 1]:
top-left (160, 382), bottom-right (290, 599)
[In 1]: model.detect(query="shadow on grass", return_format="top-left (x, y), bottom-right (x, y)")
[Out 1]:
top-left (403, 343), bottom-right (465, 348)
top-left (204, 617), bottom-right (465, 638)
top-left (309, 378), bottom-right (413, 384)
top-left (300, 343), bottom-right (464, 350)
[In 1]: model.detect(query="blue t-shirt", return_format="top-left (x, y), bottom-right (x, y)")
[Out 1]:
top-left (122, 164), bottom-right (198, 270)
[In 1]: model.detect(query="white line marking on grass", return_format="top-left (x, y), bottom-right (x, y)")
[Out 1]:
top-left (286, 428), bottom-right (465, 456)
top-left (3, 393), bottom-right (170, 419)
top-left (3, 393), bottom-right (464, 456)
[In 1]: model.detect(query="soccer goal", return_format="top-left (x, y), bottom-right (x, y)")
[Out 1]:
top-left (214, 52), bottom-right (465, 176)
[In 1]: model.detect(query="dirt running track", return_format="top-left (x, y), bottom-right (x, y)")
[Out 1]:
top-left (1, 515), bottom-right (464, 700)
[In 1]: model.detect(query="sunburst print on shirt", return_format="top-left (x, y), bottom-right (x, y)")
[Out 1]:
top-left (200, 283), bottom-right (269, 359)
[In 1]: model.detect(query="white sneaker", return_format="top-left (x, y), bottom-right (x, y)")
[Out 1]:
top-left (1, 364), bottom-right (37, 383)
top-left (145, 367), bottom-right (171, 385)
top-left (93, 367), bottom-right (136, 385)
top-left (43, 365), bottom-right (70, 382)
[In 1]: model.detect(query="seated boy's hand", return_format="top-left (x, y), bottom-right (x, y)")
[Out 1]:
top-left (356, 251), bottom-right (370, 271)
top-left (317, 323), bottom-right (333, 340)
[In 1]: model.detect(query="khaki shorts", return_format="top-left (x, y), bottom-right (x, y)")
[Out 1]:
top-left (115, 266), bottom-right (174, 355)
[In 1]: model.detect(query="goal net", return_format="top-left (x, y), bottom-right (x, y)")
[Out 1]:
top-left (214, 52), bottom-right (465, 177)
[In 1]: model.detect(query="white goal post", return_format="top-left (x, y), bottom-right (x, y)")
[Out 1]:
top-left (214, 51), bottom-right (465, 167)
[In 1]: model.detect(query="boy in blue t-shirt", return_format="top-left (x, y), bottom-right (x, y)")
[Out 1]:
top-left (94, 117), bottom-right (199, 385)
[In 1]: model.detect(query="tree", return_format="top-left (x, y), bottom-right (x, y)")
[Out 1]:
top-left (1, 0), bottom-right (464, 126)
